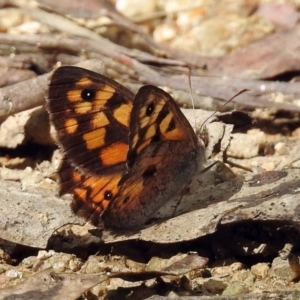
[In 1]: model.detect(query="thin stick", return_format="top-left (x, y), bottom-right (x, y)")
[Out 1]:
top-left (199, 89), bottom-right (250, 132)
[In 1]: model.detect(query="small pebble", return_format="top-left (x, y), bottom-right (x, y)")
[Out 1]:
top-left (222, 281), bottom-right (249, 296)
top-left (251, 263), bottom-right (270, 279)
top-left (274, 142), bottom-right (287, 155)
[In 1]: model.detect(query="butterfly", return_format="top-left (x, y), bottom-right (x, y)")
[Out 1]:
top-left (47, 66), bottom-right (206, 229)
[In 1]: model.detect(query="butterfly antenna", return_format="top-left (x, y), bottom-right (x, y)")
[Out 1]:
top-left (187, 68), bottom-right (196, 129)
top-left (199, 88), bottom-right (249, 132)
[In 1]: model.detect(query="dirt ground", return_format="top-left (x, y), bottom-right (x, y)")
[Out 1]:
top-left (1, 1), bottom-right (300, 299)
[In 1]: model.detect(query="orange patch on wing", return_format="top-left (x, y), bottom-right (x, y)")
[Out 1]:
top-left (76, 77), bottom-right (93, 87)
top-left (164, 127), bottom-right (187, 140)
top-left (113, 103), bottom-right (132, 127)
top-left (131, 133), bottom-right (139, 149)
top-left (83, 128), bottom-right (106, 149)
top-left (91, 112), bottom-right (109, 129)
top-left (160, 113), bottom-right (187, 140)
top-left (75, 102), bottom-right (92, 114)
top-left (74, 187), bottom-right (87, 201)
top-left (96, 85), bottom-right (115, 101)
top-left (67, 90), bottom-right (82, 102)
top-left (100, 142), bottom-right (128, 166)
top-left (73, 173), bottom-right (82, 183)
top-left (153, 101), bottom-right (164, 116)
top-left (160, 113), bottom-right (172, 133)
top-left (65, 118), bottom-right (78, 134)
top-left (138, 107), bottom-right (150, 128)
top-left (144, 125), bottom-right (156, 141)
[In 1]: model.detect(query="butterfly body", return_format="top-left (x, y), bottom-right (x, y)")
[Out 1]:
top-left (47, 66), bottom-right (206, 230)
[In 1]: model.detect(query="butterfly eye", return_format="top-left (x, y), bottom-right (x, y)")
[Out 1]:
top-left (104, 190), bottom-right (113, 200)
top-left (81, 89), bottom-right (96, 101)
top-left (146, 102), bottom-right (155, 116)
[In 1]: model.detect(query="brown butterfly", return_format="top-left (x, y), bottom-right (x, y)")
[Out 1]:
top-left (47, 66), bottom-right (206, 229)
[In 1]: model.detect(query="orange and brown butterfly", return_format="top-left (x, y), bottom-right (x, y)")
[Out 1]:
top-left (47, 66), bottom-right (206, 229)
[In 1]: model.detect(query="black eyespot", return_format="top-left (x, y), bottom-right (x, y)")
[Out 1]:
top-left (146, 102), bottom-right (155, 116)
top-left (123, 196), bottom-right (129, 204)
top-left (81, 89), bottom-right (96, 101)
top-left (104, 190), bottom-right (113, 200)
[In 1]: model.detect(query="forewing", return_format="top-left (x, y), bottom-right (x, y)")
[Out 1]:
top-left (127, 85), bottom-right (198, 168)
top-left (47, 66), bottom-right (133, 175)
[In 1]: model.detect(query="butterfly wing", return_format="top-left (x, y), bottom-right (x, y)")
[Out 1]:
top-left (48, 66), bottom-right (133, 175)
top-left (47, 66), bottom-right (133, 223)
top-left (102, 86), bottom-right (205, 229)
top-left (58, 160), bottom-right (122, 224)
top-left (127, 85), bottom-right (199, 167)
